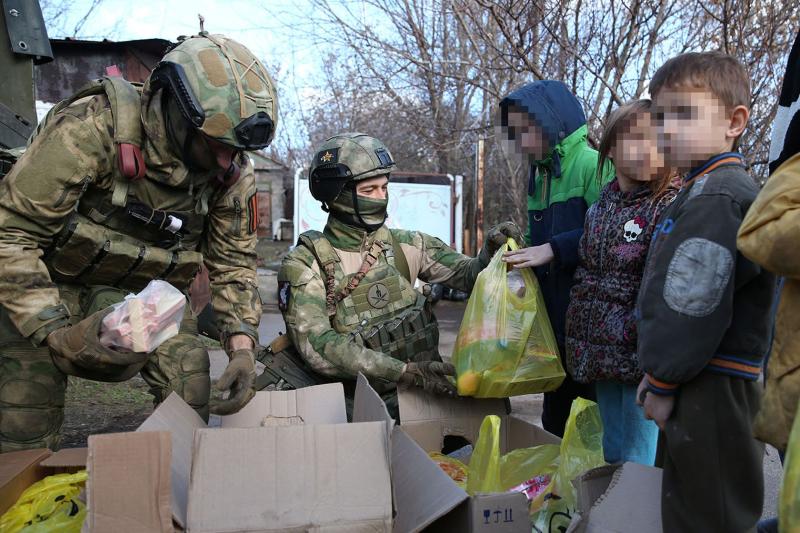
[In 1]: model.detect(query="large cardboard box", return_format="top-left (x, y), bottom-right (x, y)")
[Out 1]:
top-left (566, 462), bottom-right (663, 533)
top-left (357, 385), bottom-right (561, 533)
top-left (136, 381), bottom-right (394, 532)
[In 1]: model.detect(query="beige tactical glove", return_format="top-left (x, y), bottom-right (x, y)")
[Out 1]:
top-left (482, 221), bottom-right (526, 261)
top-left (46, 309), bottom-right (149, 382)
top-left (210, 348), bottom-right (257, 415)
top-left (399, 361), bottom-right (457, 397)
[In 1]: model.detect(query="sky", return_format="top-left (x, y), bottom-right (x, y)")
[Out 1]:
top-left (43, 0), bottom-right (339, 158)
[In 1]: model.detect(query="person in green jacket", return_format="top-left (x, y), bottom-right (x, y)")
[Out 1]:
top-left (498, 80), bottom-right (613, 436)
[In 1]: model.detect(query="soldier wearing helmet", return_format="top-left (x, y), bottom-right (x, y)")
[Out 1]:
top-left (271, 133), bottom-right (522, 418)
top-left (0, 33), bottom-right (278, 451)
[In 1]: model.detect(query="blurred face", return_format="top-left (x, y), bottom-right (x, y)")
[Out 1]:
top-left (355, 175), bottom-right (389, 199)
top-left (504, 109), bottom-right (549, 159)
top-left (186, 132), bottom-right (240, 172)
top-left (610, 112), bottom-right (666, 182)
top-left (652, 88), bottom-right (748, 170)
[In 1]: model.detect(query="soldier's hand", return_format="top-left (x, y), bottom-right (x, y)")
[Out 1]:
top-left (210, 348), bottom-right (256, 415)
top-left (483, 221), bottom-right (525, 259)
top-left (399, 361), bottom-right (457, 397)
top-left (47, 309), bottom-right (148, 377)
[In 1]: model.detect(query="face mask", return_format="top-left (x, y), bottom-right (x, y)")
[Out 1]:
top-left (330, 182), bottom-right (388, 232)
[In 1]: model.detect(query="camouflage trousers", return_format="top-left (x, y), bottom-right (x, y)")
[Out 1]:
top-left (0, 284), bottom-right (210, 452)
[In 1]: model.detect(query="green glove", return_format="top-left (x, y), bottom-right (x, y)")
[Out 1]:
top-left (482, 221), bottom-right (525, 261)
top-left (210, 349), bottom-right (257, 415)
top-left (399, 361), bottom-right (457, 397)
top-left (47, 308), bottom-right (148, 382)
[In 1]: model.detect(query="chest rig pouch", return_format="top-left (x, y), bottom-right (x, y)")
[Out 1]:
top-left (36, 74), bottom-right (209, 293)
top-left (300, 229), bottom-right (441, 365)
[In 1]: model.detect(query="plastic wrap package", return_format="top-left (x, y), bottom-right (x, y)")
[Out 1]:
top-left (780, 400), bottom-right (800, 533)
top-left (428, 453), bottom-right (469, 489)
top-left (466, 399), bottom-right (605, 532)
top-left (0, 471), bottom-right (87, 533)
top-left (100, 279), bottom-right (186, 353)
top-left (452, 238), bottom-right (564, 398)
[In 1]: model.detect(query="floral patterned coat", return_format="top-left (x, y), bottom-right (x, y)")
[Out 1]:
top-left (566, 179), bottom-right (677, 384)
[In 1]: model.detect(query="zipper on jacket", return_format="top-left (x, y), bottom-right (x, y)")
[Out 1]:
top-left (233, 197), bottom-right (242, 236)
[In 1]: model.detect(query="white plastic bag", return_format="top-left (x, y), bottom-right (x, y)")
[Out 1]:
top-left (100, 280), bottom-right (186, 353)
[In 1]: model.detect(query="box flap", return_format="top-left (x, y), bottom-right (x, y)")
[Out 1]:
top-left (573, 462), bottom-right (662, 533)
top-left (392, 427), bottom-right (468, 533)
top-left (137, 391), bottom-right (206, 528)
top-left (186, 423), bottom-right (392, 532)
top-left (398, 388), bottom-right (507, 424)
top-left (507, 415), bottom-right (560, 449)
top-left (85, 431), bottom-right (173, 533)
top-left (353, 373), bottom-right (395, 439)
top-left (0, 448), bottom-right (51, 515)
top-left (571, 464), bottom-right (619, 515)
top-left (40, 447), bottom-right (87, 468)
top-left (220, 382), bottom-right (347, 428)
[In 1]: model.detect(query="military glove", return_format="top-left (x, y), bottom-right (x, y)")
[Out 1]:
top-left (47, 309), bottom-right (149, 381)
top-left (399, 361), bottom-right (457, 397)
top-left (482, 221), bottom-right (525, 261)
top-left (210, 349), bottom-right (256, 415)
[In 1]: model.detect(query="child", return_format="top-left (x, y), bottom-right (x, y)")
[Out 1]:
top-left (635, 52), bottom-right (776, 532)
top-left (565, 100), bottom-right (677, 466)
top-left (498, 80), bottom-right (614, 437)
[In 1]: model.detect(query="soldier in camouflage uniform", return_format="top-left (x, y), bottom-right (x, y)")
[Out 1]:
top-left (0, 33), bottom-right (278, 451)
top-left (275, 133), bottom-right (522, 417)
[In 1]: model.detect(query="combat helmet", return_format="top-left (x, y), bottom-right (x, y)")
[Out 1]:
top-left (308, 133), bottom-right (396, 207)
top-left (147, 33), bottom-right (278, 151)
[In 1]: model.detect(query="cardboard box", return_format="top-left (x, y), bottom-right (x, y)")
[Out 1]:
top-left (0, 447), bottom-right (87, 517)
top-left (357, 385), bottom-right (560, 533)
top-left (567, 462), bottom-right (663, 533)
top-left (136, 381), bottom-right (394, 532)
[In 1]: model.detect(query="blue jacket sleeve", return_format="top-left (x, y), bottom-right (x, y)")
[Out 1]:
top-left (549, 228), bottom-right (583, 270)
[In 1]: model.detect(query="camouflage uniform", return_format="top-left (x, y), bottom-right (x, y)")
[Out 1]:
top-left (0, 34), bottom-right (277, 451)
top-left (276, 133), bottom-right (518, 416)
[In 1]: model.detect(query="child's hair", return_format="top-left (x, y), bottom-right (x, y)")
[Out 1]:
top-left (649, 51), bottom-right (750, 111)
top-left (597, 99), bottom-right (673, 196)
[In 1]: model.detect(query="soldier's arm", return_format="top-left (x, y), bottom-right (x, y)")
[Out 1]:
top-left (393, 230), bottom-right (488, 292)
top-left (201, 159), bottom-right (261, 347)
top-left (0, 107), bottom-right (112, 345)
top-left (278, 252), bottom-right (406, 382)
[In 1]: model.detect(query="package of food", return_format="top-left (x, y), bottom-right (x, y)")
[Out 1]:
top-left (0, 471), bottom-right (87, 533)
top-left (429, 452), bottom-right (469, 489)
top-left (452, 238), bottom-right (564, 398)
top-left (100, 279), bottom-right (186, 353)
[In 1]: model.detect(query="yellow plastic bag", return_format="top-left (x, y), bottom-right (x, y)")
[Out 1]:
top-left (780, 400), bottom-right (800, 533)
top-left (466, 399), bottom-right (605, 533)
top-left (453, 238), bottom-right (564, 398)
top-left (0, 470), bottom-right (87, 533)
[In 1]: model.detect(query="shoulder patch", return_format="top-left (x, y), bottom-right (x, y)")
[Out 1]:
top-left (278, 281), bottom-right (291, 312)
top-left (663, 237), bottom-right (733, 317)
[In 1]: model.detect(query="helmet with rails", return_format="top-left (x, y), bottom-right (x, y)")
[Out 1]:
top-left (146, 33), bottom-right (279, 152)
top-left (308, 132), bottom-right (396, 206)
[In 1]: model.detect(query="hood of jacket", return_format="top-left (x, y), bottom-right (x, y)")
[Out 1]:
top-left (500, 80), bottom-right (588, 193)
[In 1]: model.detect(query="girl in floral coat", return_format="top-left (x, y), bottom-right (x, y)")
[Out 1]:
top-left (566, 100), bottom-right (677, 465)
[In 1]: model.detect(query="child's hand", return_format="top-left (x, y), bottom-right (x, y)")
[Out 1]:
top-left (502, 243), bottom-right (554, 268)
top-left (637, 375), bottom-right (675, 429)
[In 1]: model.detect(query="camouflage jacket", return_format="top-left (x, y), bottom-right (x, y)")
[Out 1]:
top-left (278, 216), bottom-right (488, 382)
top-left (0, 92), bottom-right (261, 346)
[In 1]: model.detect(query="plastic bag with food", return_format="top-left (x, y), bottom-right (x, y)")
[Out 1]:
top-left (0, 470), bottom-right (87, 533)
top-left (100, 279), bottom-right (186, 353)
top-left (452, 238), bottom-right (564, 398)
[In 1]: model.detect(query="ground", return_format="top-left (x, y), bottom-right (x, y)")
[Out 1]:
top-left (60, 268), bottom-right (784, 520)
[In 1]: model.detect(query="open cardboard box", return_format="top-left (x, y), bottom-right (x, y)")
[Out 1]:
top-left (132, 378), bottom-right (394, 533)
top-left (0, 447), bottom-right (88, 517)
top-left (566, 462), bottom-right (663, 533)
top-left (363, 385), bottom-right (561, 533)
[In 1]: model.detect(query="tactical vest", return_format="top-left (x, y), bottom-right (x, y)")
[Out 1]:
top-left (299, 228), bottom-right (440, 365)
top-left (32, 76), bottom-right (208, 292)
